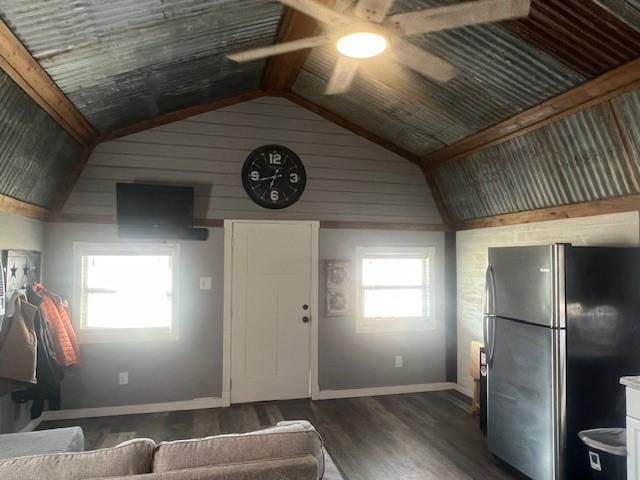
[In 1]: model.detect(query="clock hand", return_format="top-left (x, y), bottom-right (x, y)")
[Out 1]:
top-left (270, 169), bottom-right (281, 188)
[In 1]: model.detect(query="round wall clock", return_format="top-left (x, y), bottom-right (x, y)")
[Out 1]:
top-left (242, 145), bottom-right (307, 209)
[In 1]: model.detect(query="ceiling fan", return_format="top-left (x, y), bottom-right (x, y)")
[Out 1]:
top-left (228, 0), bottom-right (531, 95)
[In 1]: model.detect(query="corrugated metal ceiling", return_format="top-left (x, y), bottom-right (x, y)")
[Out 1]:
top-left (0, 0), bottom-right (638, 218)
top-left (507, 0), bottom-right (640, 77)
top-left (0, 69), bottom-right (83, 209)
top-left (294, 0), bottom-right (589, 156)
top-left (594, 0), bottom-right (640, 32)
top-left (0, 0), bottom-right (283, 133)
top-left (432, 93), bottom-right (640, 222)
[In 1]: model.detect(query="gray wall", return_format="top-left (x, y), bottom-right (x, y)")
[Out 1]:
top-left (43, 223), bottom-right (448, 409)
top-left (318, 229), bottom-right (446, 390)
top-left (0, 212), bottom-right (45, 433)
top-left (44, 223), bottom-right (224, 409)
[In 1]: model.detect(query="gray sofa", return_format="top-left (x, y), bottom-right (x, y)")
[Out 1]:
top-left (0, 421), bottom-right (343, 480)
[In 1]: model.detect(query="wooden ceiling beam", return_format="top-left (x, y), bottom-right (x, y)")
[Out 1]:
top-left (422, 58), bottom-right (640, 168)
top-left (279, 91), bottom-right (421, 163)
top-left (0, 193), bottom-right (49, 221)
top-left (456, 195), bottom-right (640, 230)
top-left (100, 90), bottom-right (265, 142)
top-left (261, 1), bottom-right (335, 92)
top-left (278, 91), bottom-right (453, 227)
top-left (0, 20), bottom-right (97, 147)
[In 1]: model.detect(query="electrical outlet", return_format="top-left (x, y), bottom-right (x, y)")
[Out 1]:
top-left (199, 276), bottom-right (212, 290)
top-left (118, 371), bottom-right (129, 385)
top-left (395, 356), bottom-right (403, 368)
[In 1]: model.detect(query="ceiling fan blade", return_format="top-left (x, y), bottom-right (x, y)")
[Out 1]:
top-left (353, 0), bottom-right (395, 22)
top-left (326, 56), bottom-right (360, 94)
top-left (227, 35), bottom-right (331, 62)
top-left (389, 38), bottom-right (455, 83)
top-left (277, 0), bottom-right (352, 25)
top-left (387, 0), bottom-right (531, 35)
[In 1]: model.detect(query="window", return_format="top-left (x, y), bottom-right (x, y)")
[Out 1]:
top-left (74, 243), bottom-right (179, 343)
top-left (356, 247), bottom-right (435, 333)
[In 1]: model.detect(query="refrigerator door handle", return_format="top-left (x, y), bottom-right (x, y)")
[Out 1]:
top-left (486, 266), bottom-right (497, 365)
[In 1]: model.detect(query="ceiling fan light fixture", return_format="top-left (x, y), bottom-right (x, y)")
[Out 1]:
top-left (336, 32), bottom-right (388, 59)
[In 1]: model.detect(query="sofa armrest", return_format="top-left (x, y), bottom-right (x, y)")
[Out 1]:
top-left (0, 427), bottom-right (84, 460)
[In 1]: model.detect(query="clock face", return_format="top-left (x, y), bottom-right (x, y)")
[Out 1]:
top-left (242, 145), bottom-right (307, 209)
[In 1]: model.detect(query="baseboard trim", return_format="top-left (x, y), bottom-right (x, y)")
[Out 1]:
top-left (312, 382), bottom-right (458, 400)
top-left (41, 397), bottom-right (228, 421)
top-left (455, 383), bottom-right (473, 398)
top-left (19, 417), bottom-right (43, 433)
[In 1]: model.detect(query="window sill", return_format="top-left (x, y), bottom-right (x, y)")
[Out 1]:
top-left (356, 318), bottom-right (435, 334)
top-left (78, 328), bottom-right (178, 344)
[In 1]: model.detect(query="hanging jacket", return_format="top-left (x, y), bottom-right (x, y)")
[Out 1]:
top-left (36, 287), bottom-right (80, 367)
top-left (0, 291), bottom-right (37, 386)
top-left (23, 287), bottom-right (63, 418)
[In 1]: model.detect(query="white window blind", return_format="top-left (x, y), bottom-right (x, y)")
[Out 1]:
top-left (74, 243), bottom-right (179, 343)
top-left (356, 247), bottom-right (435, 333)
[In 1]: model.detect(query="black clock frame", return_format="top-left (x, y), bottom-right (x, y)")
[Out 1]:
top-left (241, 145), bottom-right (307, 210)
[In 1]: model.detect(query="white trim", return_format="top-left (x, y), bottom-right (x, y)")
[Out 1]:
top-left (223, 220), bottom-right (320, 404)
top-left (222, 220), bottom-right (233, 407)
top-left (19, 417), bottom-right (43, 433)
top-left (40, 397), bottom-right (227, 421)
top-left (312, 382), bottom-right (458, 400)
top-left (72, 242), bottom-right (181, 344)
top-left (355, 246), bottom-right (437, 334)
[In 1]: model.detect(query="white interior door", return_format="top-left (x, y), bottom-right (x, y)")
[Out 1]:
top-left (230, 221), bottom-right (316, 403)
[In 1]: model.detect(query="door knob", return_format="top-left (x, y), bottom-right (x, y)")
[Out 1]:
top-left (302, 316), bottom-right (310, 323)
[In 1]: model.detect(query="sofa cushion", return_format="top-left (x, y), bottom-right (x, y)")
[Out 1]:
top-left (0, 438), bottom-right (155, 480)
top-left (0, 427), bottom-right (84, 460)
top-left (95, 455), bottom-right (318, 480)
top-left (153, 422), bottom-right (324, 479)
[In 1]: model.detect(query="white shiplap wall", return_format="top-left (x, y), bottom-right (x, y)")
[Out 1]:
top-left (63, 96), bottom-right (440, 224)
top-left (456, 212), bottom-right (640, 395)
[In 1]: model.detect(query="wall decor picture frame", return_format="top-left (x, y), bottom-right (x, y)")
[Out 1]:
top-left (325, 260), bottom-right (351, 317)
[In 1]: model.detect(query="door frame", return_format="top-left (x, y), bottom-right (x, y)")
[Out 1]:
top-left (222, 220), bottom-right (320, 406)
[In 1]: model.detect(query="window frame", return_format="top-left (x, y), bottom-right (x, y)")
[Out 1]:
top-left (355, 246), bottom-right (435, 334)
top-left (73, 242), bottom-right (180, 344)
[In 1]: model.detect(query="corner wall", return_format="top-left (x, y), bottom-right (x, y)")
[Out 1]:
top-left (0, 212), bottom-right (45, 433)
top-left (456, 211), bottom-right (640, 396)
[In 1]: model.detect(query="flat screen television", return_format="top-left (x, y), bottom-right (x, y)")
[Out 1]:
top-left (116, 183), bottom-right (207, 240)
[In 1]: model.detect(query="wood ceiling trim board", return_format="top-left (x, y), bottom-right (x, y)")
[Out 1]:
top-left (52, 215), bottom-right (449, 231)
top-left (456, 195), bottom-right (640, 230)
top-left (422, 58), bottom-right (640, 168)
top-left (261, 1), bottom-right (336, 92)
top-left (0, 193), bottom-right (50, 221)
top-left (319, 221), bottom-right (451, 231)
top-left (99, 90), bottom-right (266, 142)
top-left (0, 20), bottom-right (97, 147)
top-left (277, 91), bottom-right (422, 164)
top-left (421, 166), bottom-right (453, 227)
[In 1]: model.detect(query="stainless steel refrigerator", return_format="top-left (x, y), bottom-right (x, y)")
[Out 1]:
top-left (484, 244), bottom-right (640, 480)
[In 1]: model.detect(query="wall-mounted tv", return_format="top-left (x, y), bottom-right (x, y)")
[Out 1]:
top-left (116, 183), bottom-right (208, 240)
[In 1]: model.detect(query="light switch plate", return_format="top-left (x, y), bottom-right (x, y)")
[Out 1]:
top-left (199, 276), bottom-right (212, 290)
top-left (118, 371), bottom-right (129, 385)
top-left (395, 355), bottom-right (403, 368)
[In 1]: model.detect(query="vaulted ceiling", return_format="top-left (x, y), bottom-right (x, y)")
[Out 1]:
top-left (0, 0), bottom-right (638, 227)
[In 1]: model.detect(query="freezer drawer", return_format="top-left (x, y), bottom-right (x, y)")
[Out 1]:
top-left (488, 245), bottom-right (564, 328)
top-left (488, 317), bottom-right (565, 480)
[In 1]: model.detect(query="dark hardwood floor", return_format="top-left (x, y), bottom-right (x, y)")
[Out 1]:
top-left (39, 390), bottom-right (522, 480)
